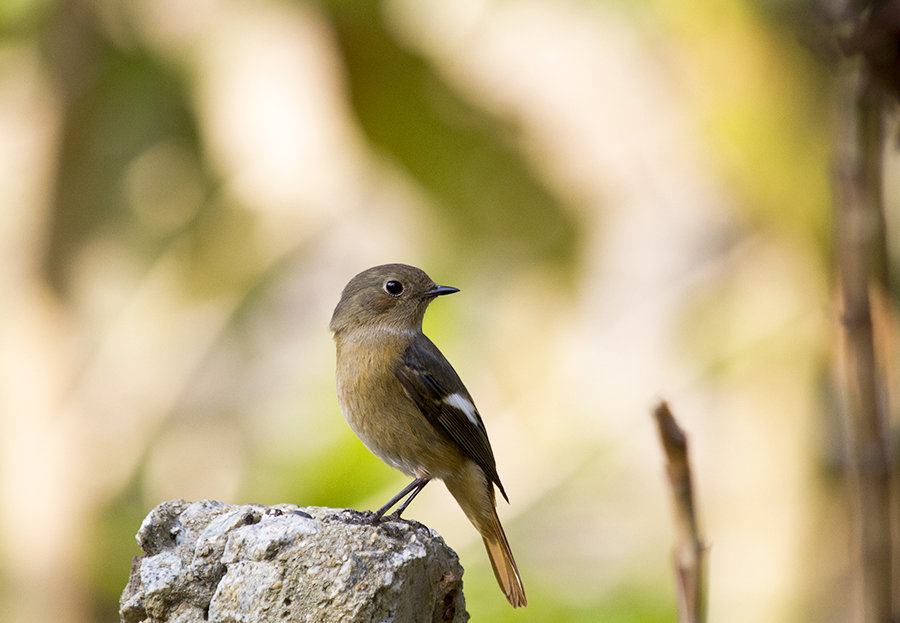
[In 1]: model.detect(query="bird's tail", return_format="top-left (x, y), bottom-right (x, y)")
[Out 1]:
top-left (444, 465), bottom-right (527, 607)
top-left (482, 505), bottom-right (527, 607)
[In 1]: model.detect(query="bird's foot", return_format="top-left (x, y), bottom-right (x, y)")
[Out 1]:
top-left (337, 508), bottom-right (383, 525)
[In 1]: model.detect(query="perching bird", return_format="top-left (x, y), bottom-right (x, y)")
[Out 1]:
top-left (330, 263), bottom-right (526, 607)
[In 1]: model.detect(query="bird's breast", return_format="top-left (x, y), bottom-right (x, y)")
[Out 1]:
top-left (334, 337), bottom-right (465, 479)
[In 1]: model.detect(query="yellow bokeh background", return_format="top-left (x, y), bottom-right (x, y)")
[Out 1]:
top-left (0, 1), bottom-right (894, 622)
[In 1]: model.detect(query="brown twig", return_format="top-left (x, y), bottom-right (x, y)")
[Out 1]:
top-left (653, 400), bottom-right (707, 623)
top-left (835, 60), bottom-right (895, 623)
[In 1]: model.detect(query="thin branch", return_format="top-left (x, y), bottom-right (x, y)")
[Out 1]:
top-left (653, 400), bottom-right (707, 623)
top-left (835, 60), bottom-right (895, 623)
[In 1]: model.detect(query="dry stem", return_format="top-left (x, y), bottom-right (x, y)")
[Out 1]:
top-left (653, 401), bottom-right (706, 623)
top-left (835, 62), bottom-right (895, 622)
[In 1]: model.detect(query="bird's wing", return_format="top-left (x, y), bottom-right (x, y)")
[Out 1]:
top-left (394, 335), bottom-right (508, 501)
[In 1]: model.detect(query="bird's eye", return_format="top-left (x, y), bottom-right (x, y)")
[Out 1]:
top-left (384, 280), bottom-right (404, 296)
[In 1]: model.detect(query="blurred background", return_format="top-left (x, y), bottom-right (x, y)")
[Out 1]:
top-left (0, 0), bottom-right (897, 621)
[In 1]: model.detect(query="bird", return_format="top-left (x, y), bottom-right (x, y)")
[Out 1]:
top-left (329, 263), bottom-right (526, 607)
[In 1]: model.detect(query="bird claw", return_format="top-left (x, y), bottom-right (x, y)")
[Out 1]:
top-left (337, 509), bottom-right (382, 525)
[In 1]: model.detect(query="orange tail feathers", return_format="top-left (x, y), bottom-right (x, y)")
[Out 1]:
top-left (443, 465), bottom-right (526, 607)
top-left (483, 507), bottom-right (527, 607)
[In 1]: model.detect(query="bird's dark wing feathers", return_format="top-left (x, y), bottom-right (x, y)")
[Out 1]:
top-left (394, 336), bottom-right (508, 501)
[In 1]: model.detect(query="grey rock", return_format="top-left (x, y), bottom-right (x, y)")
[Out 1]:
top-left (120, 501), bottom-right (468, 623)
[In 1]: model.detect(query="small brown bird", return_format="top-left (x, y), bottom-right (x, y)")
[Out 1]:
top-left (330, 263), bottom-right (526, 607)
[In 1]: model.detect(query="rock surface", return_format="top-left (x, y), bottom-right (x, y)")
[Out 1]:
top-left (120, 500), bottom-right (468, 623)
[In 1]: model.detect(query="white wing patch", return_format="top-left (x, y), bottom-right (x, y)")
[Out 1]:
top-left (443, 392), bottom-right (479, 427)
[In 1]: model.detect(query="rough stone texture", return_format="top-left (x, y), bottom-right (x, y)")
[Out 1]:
top-left (120, 500), bottom-right (468, 623)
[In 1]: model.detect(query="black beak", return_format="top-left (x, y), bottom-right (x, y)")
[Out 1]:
top-left (427, 284), bottom-right (459, 297)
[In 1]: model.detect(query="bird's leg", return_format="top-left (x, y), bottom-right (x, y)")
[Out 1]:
top-left (375, 477), bottom-right (431, 519)
top-left (389, 477), bottom-right (431, 518)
